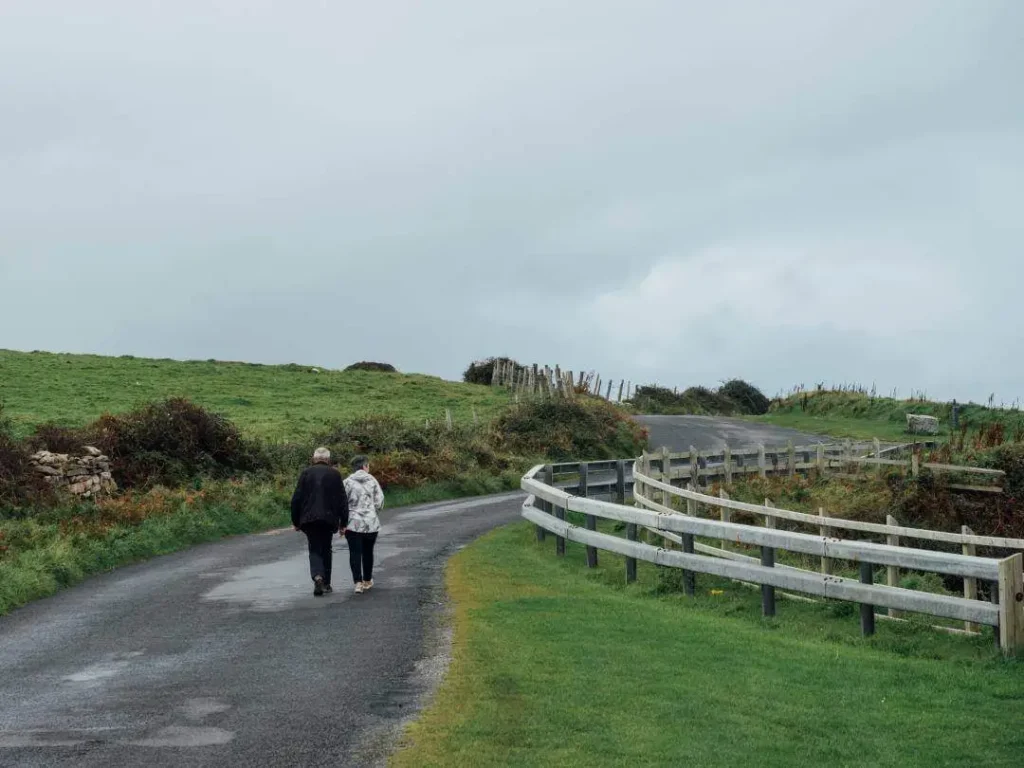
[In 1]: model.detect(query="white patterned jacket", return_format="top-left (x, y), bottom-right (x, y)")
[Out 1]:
top-left (343, 469), bottom-right (384, 533)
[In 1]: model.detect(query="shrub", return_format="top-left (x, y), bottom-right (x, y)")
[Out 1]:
top-left (492, 397), bottom-right (648, 461)
top-left (316, 414), bottom-right (441, 456)
top-left (0, 406), bottom-right (53, 509)
top-left (682, 386), bottom-right (737, 414)
top-left (463, 357), bottom-right (524, 386)
top-left (28, 399), bottom-right (270, 489)
top-left (26, 422), bottom-right (91, 454)
top-left (719, 379), bottom-right (770, 415)
top-left (630, 385), bottom-right (736, 416)
top-left (344, 362), bottom-right (398, 373)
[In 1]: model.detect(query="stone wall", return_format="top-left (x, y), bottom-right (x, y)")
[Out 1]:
top-left (31, 446), bottom-right (117, 498)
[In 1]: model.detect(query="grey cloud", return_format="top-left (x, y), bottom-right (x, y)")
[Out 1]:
top-left (1, 1), bottom-right (1022, 404)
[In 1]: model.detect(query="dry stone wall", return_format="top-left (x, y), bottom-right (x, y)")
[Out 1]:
top-left (31, 446), bottom-right (117, 498)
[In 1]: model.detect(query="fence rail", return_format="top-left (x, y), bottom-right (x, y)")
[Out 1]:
top-left (521, 460), bottom-right (1024, 654)
top-left (640, 438), bottom-right (1003, 492)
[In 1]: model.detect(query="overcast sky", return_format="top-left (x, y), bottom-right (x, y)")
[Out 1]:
top-left (2, 1), bottom-right (1022, 403)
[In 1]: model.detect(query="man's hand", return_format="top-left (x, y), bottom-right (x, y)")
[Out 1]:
top-left (294, 525), bottom-right (300, 532)
top-left (339, 527), bottom-right (347, 536)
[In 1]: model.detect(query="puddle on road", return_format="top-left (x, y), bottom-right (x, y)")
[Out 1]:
top-left (201, 538), bottom-right (406, 611)
top-left (127, 725), bottom-right (235, 748)
top-left (201, 553), bottom-right (316, 611)
top-left (63, 651), bottom-right (145, 685)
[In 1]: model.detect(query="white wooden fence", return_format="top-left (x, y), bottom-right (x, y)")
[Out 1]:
top-left (640, 439), bottom-right (1004, 493)
top-left (521, 461), bottom-right (1024, 655)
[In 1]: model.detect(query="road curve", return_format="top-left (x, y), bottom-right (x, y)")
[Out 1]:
top-left (0, 492), bottom-right (523, 768)
top-left (0, 417), bottom-right (826, 766)
top-left (635, 414), bottom-right (830, 453)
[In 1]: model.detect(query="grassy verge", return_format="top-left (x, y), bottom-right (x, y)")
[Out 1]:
top-left (748, 411), bottom-right (922, 441)
top-left (0, 472), bottom-right (520, 617)
top-left (0, 349), bottom-right (511, 439)
top-left (393, 523), bottom-right (1023, 768)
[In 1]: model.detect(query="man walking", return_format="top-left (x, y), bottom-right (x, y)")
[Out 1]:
top-left (344, 455), bottom-right (385, 594)
top-left (291, 447), bottom-right (348, 596)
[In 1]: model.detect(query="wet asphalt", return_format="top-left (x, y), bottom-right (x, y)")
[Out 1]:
top-left (635, 414), bottom-right (830, 452)
top-left (0, 493), bottom-right (523, 768)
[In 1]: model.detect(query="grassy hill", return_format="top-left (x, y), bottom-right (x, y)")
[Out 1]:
top-left (0, 350), bottom-right (510, 440)
top-left (755, 388), bottom-right (1024, 442)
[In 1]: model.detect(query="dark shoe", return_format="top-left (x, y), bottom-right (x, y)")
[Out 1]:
top-left (324, 584), bottom-right (333, 594)
top-left (313, 576), bottom-right (325, 597)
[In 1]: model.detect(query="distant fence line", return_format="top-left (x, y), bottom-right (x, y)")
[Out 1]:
top-left (491, 360), bottom-right (632, 402)
top-left (520, 450), bottom-right (1024, 655)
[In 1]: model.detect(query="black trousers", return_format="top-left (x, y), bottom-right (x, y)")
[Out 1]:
top-left (303, 523), bottom-right (335, 585)
top-left (344, 530), bottom-right (379, 583)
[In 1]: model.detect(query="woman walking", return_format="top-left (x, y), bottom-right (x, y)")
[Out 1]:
top-left (343, 455), bottom-right (384, 594)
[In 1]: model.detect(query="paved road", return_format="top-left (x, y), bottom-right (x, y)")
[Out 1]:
top-left (0, 492), bottom-right (523, 768)
top-left (636, 414), bottom-right (830, 452)
top-left (0, 416), bottom-right (832, 767)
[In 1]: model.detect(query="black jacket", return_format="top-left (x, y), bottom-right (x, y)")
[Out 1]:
top-left (290, 463), bottom-right (349, 530)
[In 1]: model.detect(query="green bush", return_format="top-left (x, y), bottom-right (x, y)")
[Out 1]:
top-left (0, 406), bottom-right (53, 509)
top-left (629, 384), bottom-right (738, 415)
top-left (492, 397), bottom-right (648, 461)
top-left (719, 379), bottom-right (770, 415)
top-left (27, 398), bottom-right (270, 490)
top-left (344, 361), bottom-right (398, 372)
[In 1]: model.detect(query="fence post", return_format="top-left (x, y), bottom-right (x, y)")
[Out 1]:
top-left (553, 464), bottom-right (566, 556)
top-left (819, 507), bottom-right (832, 575)
top-left (963, 525), bottom-right (978, 633)
top-left (723, 444), bottom-right (733, 485)
top-left (873, 438), bottom-right (882, 476)
top-left (718, 488), bottom-right (732, 552)
top-left (661, 446), bottom-right (672, 508)
top-left (886, 514), bottom-right (900, 617)
top-left (787, 440), bottom-right (795, 478)
top-left (816, 443), bottom-right (825, 474)
top-left (681, 521), bottom-right (696, 596)
top-left (860, 563), bottom-right (876, 636)
top-left (639, 452), bottom-right (651, 544)
top-left (536, 465), bottom-right (553, 542)
top-left (579, 463), bottom-right (597, 568)
top-left (997, 553), bottom-right (1024, 655)
top-left (758, 444), bottom-right (767, 478)
top-left (445, 408), bottom-right (453, 431)
top-left (911, 450), bottom-right (920, 478)
top-left (690, 445), bottom-right (700, 488)
top-left (991, 580), bottom-right (1001, 649)
top-left (615, 460), bottom-right (627, 504)
top-left (762, 509), bottom-right (777, 617)
top-left (626, 523), bottom-right (638, 583)
top-left (617, 380), bottom-right (625, 402)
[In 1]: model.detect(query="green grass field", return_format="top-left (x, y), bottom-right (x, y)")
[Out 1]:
top-left (753, 389), bottom-right (1024, 443)
top-left (394, 523), bottom-right (1023, 767)
top-left (0, 349), bottom-right (510, 439)
top-left (750, 411), bottom-right (922, 442)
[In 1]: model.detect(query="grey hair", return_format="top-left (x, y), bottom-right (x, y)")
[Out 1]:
top-left (312, 447), bottom-right (331, 464)
top-left (351, 454), bottom-right (369, 472)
